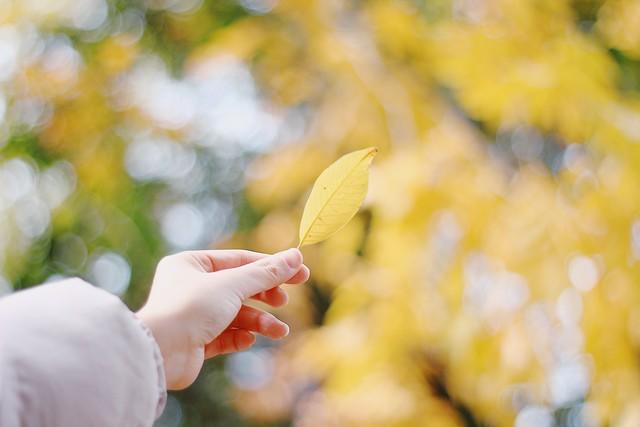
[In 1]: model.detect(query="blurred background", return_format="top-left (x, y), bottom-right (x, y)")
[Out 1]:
top-left (1, 0), bottom-right (640, 426)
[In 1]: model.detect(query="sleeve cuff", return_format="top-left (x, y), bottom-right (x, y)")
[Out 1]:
top-left (131, 311), bottom-right (167, 419)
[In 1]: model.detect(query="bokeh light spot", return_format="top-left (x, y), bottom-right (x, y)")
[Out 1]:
top-left (226, 349), bottom-right (274, 390)
top-left (568, 255), bottom-right (599, 292)
top-left (88, 251), bottom-right (131, 296)
top-left (515, 405), bottom-right (553, 427)
top-left (161, 203), bottom-right (204, 249)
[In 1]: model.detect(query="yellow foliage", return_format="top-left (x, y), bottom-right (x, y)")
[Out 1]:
top-left (5, 0), bottom-right (640, 425)
top-left (597, 0), bottom-right (640, 58)
top-left (228, 0), bottom-right (640, 425)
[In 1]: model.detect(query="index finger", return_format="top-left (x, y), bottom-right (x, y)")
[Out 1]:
top-left (185, 250), bottom-right (268, 272)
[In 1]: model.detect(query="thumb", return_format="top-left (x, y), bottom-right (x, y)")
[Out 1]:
top-left (222, 248), bottom-right (303, 299)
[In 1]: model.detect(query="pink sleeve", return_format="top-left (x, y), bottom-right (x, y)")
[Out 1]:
top-left (0, 278), bottom-right (166, 427)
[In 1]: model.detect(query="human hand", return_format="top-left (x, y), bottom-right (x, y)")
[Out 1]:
top-left (136, 248), bottom-right (309, 390)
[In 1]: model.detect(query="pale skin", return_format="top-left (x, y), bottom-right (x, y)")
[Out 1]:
top-left (136, 248), bottom-right (310, 390)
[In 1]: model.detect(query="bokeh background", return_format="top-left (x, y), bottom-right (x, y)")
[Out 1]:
top-left (2, 0), bottom-right (640, 426)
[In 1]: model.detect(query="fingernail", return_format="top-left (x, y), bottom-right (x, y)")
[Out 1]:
top-left (279, 248), bottom-right (302, 269)
top-left (261, 315), bottom-right (289, 338)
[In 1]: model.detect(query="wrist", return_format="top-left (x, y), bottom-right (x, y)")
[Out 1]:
top-left (136, 308), bottom-right (166, 354)
top-left (136, 307), bottom-right (193, 390)
top-left (136, 308), bottom-right (170, 368)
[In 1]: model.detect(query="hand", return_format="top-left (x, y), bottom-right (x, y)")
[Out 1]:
top-left (136, 248), bottom-right (310, 390)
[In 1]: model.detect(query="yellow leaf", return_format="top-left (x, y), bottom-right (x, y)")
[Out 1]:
top-left (298, 147), bottom-right (378, 247)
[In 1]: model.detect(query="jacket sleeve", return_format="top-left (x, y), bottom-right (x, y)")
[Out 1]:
top-left (0, 278), bottom-right (166, 427)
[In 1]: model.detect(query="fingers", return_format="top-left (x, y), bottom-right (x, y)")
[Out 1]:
top-left (287, 265), bottom-right (311, 284)
top-left (204, 329), bottom-right (255, 359)
top-left (184, 250), bottom-right (269, 272)
top-left (222, 248), bottom-right (304, 299)
top-left (249, 263), bottom-right (310, 306)
top-left (204, 304), bottom-right (290, 359)
top-left (250, 265), bottom-right (309, 306)
top-left (252, 287), bottom-right (289, 307)
top-left (182, 250), bottom-right (310, 280)
top-left (230, 305), bottom-right (289, 339)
